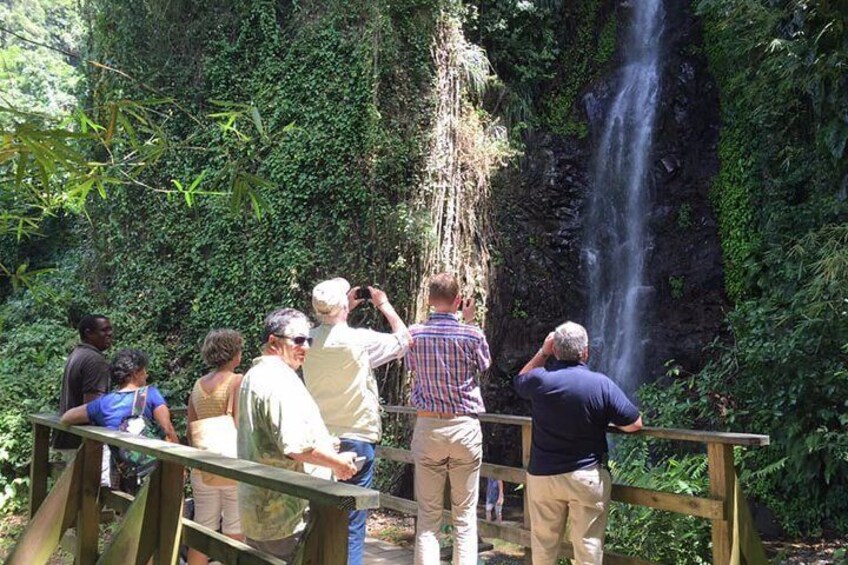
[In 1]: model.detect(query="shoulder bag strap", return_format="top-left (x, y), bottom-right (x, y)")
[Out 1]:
top-left (131, 386), bottom-right (149, 418)
top-left (224, 375), bottom-right (238, 416)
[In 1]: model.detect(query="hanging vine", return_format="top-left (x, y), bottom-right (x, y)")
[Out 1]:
top-left (411, 8), bottom-right (513, 327)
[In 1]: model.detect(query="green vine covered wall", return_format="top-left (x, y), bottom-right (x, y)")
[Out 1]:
top-left (0, 0), bottom-right (442, 505)
top-left (1, 0), bottom-right (513, 506)
top-left (80, 0), bottom-right (438, 396)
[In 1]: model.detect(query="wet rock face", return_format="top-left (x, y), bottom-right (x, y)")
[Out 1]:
top-left (485, 0), bottom-right (725, 424)
top-left (484, 133), bottom-right (592, 467)
top-left (645, 0), bottom-right (725, 378)
top-left (487, 132), bottom-right (590, 379)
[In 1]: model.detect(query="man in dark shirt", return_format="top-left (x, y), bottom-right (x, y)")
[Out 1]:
top-left (514, 321), bottom-right (642, 565)
top-left (55, 315), bottom-right (113, 483)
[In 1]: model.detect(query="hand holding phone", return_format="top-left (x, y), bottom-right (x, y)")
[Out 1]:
top-left (335, 451), bottom-right (358, 481)
top-left (355, 287), bottom-right (371, 301)
top-left (354, 455), bottom-right (367, 472)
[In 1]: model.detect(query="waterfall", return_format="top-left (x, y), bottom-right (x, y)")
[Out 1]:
top-left (584, 0), bottom-right (664, 396)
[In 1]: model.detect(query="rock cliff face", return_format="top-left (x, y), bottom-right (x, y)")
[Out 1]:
top-left (484, 1), bottom-right (725, 445)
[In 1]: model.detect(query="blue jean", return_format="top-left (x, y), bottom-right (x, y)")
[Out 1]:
top-left (339, 439), bottom-right (376, 565)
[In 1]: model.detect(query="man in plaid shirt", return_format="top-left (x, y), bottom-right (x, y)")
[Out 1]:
top-left (406, 272), bottom-right (491, 565)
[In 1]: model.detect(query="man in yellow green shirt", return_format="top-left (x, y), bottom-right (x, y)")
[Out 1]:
top-left (238, 307), bottom-right (358, 559)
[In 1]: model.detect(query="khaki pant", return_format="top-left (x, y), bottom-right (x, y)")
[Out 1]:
top-left (526, 464), bottom-right (611, 565)
top-left (411, 416), bottom-right (482, 565)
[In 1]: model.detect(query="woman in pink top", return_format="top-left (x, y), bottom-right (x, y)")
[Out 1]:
top-left (186, 329), bottom-right (245, 565)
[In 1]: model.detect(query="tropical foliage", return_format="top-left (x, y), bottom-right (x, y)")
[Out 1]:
top-left (0, 0), bottom-right (439, 510)
top-left (0, 0), bottom-right (845, 546)
top-left (651, 0), bottom-right (848, 535)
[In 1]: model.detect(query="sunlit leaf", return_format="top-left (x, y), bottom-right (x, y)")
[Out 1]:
top-left (250, 106), bottom-right (265, 137)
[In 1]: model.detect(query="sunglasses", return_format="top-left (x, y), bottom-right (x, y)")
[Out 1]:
top-left (275, 334), bottom-right (313, 346)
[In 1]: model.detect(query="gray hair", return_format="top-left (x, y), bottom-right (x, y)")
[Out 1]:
top-left (261, 308), bottom-right (310, 346)
top-left (553, 322), bottom-right (588, 361)
top-left (111, 348), bottom-right (149, 387)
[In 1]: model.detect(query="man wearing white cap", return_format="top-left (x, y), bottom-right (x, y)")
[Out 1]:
top-left (302, 277), bottom-right (411, 565)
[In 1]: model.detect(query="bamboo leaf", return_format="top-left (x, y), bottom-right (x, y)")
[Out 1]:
top-left (67, 177), bottom-right (95, 209)
top-left (116, 112), bottom-right (138, 147)
top-left (0, 148), bottom-right (17, 166)
top-left (187, 170), bottom-right (206, 192)
top-left (95, 177), bottom-right (107, 199)
top-left (249, 191), bottom-right (264, 219)
top-left (250, 106), bottom-right (265, 137)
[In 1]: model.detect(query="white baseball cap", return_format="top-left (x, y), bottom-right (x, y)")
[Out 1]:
top-left (312, 278), bottom-right (351, 316)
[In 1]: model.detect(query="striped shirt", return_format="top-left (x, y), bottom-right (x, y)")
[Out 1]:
top-left (406, 312), bottom-right (490, 414)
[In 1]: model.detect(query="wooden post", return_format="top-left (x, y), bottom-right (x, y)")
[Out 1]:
top-left (137, 464), bottom-right (162, 562)
top-left (155, 461), bottom-right (185, 564)
top-left (521, 422), bottom-right (532, 564)
top-left (708, 442), bottom-right (735, 565)
top-left (304, 503), bottom-right (349, 565)
top-left (732, 481), bottom-right (769, 565)
top-left (98, 461), bottom-right (185, 565)
top-left (98, 477), bottom-right (151, 564)
top-left (6, 448), bottom-right (82, 565)
top-left (77, 439), bottom-right (102, 564)
top-left (29, 423), bottom-right (50, 518)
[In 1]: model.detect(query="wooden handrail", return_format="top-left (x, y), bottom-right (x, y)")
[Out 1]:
top-left (380, 405), bottom-right (770, 446)
top-left (18, 413), bottom-right (376, 564)
top-left (173, 404), bottom-right (769, 447)
top-left (377, 404), bottom-right (770, 565)
top-left (30, 413), bottom-right (380, 511)
top-left (375, 445), bottom-right (724, 520)
top-left (19, 404), bottom-right (770, 564)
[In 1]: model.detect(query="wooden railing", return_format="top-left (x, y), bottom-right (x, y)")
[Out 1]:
top-left (377, 405), bottom-right (770, 565)
top-left (12, 408), bottom-right (770, 564)
top-left (11, 413), bottom-right (380, 565)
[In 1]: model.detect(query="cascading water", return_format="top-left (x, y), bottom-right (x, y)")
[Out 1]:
top-left (584, 0), bottom-right (664, 396)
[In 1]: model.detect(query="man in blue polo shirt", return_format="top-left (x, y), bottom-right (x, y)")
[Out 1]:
top-left (514, 321), bottom-right (642, 565)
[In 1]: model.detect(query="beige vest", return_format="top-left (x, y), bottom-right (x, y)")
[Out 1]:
top-left (302, 324), bottom-right (381, 443)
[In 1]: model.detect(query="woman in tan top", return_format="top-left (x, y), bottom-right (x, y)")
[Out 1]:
top-left (187, 329), bottom-right (245, 565)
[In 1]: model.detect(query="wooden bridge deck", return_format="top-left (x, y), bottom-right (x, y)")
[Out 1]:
top-left (364, 537), bottom-right (414, 564)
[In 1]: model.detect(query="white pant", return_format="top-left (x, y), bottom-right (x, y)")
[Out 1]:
top-left (412, 416), bottom-right (482, 565)
top-left (191, 471), bottom-right (242, 535)
top-left (56, 446), bottom-right (111, 487)
top-left (526, 464), bottom-right (611, 565)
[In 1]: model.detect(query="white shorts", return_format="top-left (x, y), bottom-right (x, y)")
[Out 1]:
top-left (190, 470), bottom-right (242, 535)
